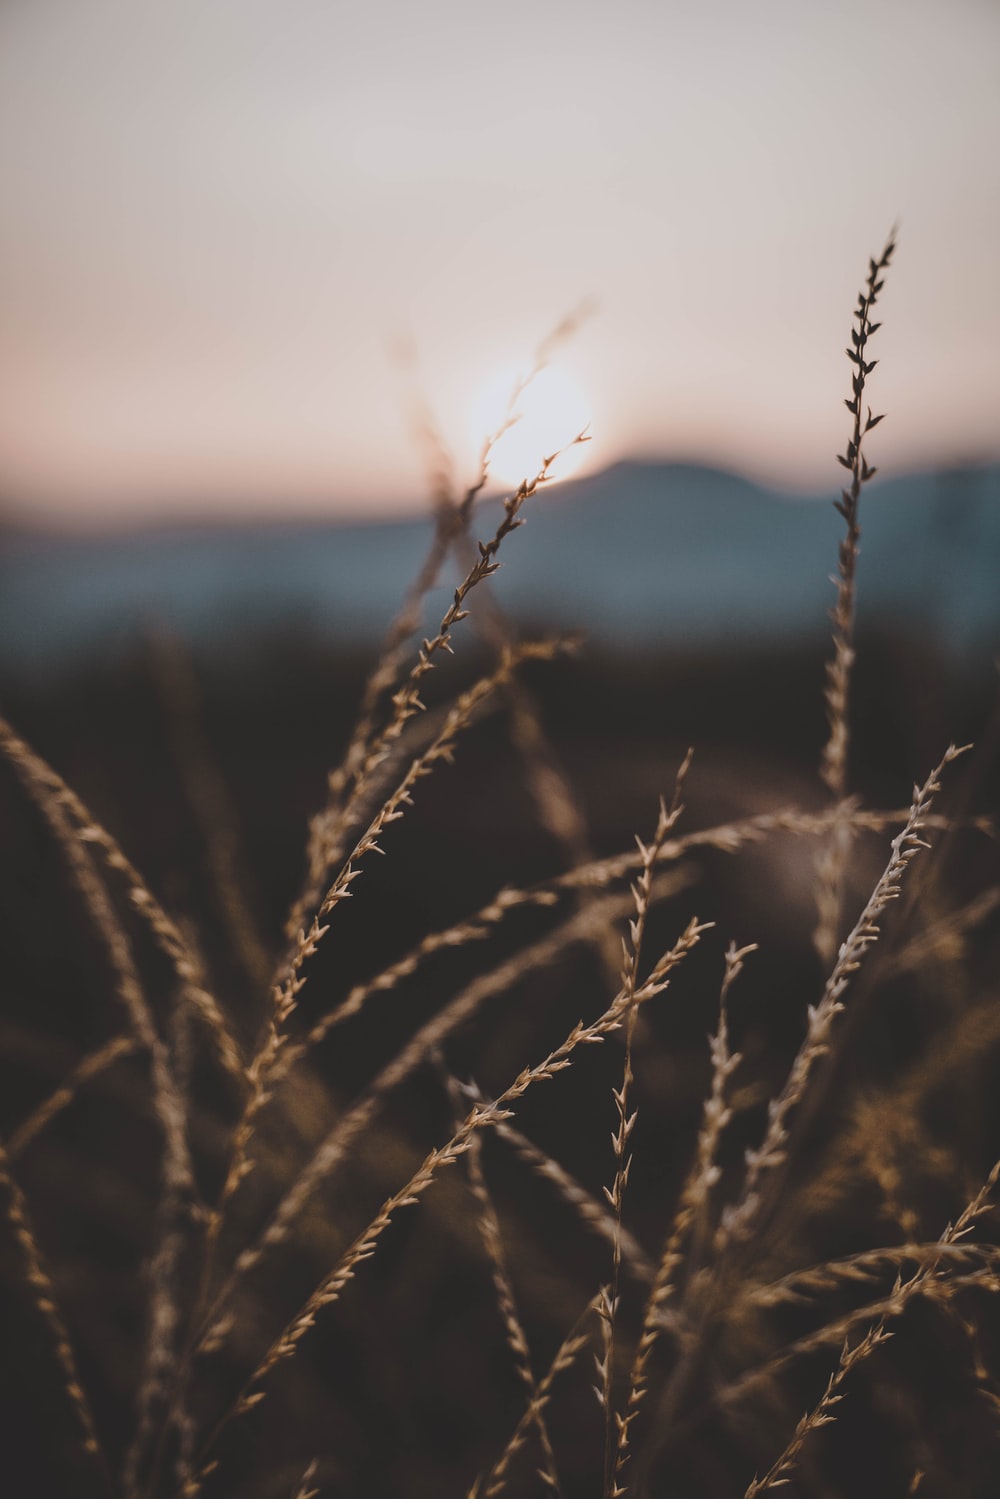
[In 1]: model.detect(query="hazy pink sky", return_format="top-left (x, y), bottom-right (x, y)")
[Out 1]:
top-left (0, 0), bottom-right (998, 524)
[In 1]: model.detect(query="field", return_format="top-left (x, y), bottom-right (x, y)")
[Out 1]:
top-left (1, 240), bottom-right (999, 1499)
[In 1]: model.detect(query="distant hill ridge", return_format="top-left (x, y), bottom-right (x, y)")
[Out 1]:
top-left (0, 460), bottom-right (997, 669)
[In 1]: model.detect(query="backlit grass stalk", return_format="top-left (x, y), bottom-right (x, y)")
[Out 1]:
top-left (297, 307), bottom-right (591, 945)
top-left (0, 1141), bottom-right (108, 1483)
top-left (797, 956), bottom-right (1000, 1235)
top-left (547, 804), bottom-right (978, 898)
top-left (283, 430), bottom-right (588, 958)
top-left (333, 441), bottom-right (586, 815)
top-left (815, 229), bottom-right (896, 965)
top-left (632, 748), bottom-right (968, 1487)
top-left (743, 1324), bottom-right (892, 1497)
top-left (711, 1264), bottom-right (1000, 1423)
top-left (243, 799), bottom-right (980, 1365)
top-left (150, 629), bottom-right (273, 992)
top-left (199, 636), bottom-right (572, 1308)
top-left (489, 1110), bottom-right (656, 1287)
top-left (473, 1291), bottom-right (605, 1499)
top-left (614, 941), bottom-right (752, 1492)
top-left (601, 761), bottom-right (691, 1498)
top-left (272, 886), bottom-right (566, 1086)
top-left (0, 723), bottom-right (199, 1497)
top-left (290, 1459), bottom-right (320, 1499)
top-left (443, 1069), bottom-right (562, 1496)
top-left (6, 1032), bottom-right (139, 1162)
top-left (740, 1156), bottom-right (1000, 1492)
top-left (720, 744), bottom-right (966, 1253)
top-left (289, 493), bottom-right (467, 948)
top-left (0, 716), bottom-right (244, 1087)
top-left (198, 876), bottom-right (683, 1355)
top-left (454, 525), bottom-right (624, 992)
top-left (745, 1239), bottom-right (1000, 1311)
top-left (261, 803), bottom-right (971, 1095)
top-left (181, 918), bottom-right (708, 1493)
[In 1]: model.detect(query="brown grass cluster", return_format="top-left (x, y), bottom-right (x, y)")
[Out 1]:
top-left (1, 235), bottom-right (999, 1499)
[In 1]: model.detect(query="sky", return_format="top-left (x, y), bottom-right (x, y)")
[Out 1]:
top-left (0, 0), bottom-right (998, 525)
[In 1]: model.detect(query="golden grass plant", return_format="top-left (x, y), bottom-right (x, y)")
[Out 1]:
top-left (1, 235), bottom-right (998, 1499)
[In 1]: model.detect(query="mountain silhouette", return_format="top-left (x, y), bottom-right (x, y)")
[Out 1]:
top-left (0, 461), bottom-right (997, 670)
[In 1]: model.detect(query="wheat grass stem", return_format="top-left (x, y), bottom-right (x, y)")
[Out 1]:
top-left (720, 745), bottom-right (966, 1255)
top-left (150, 628), bottom-right (273, 991)
top-left (197, 876), bottom-right (685, 1354)
top-left (281, 431), bottom-right (588, 963)
top-left (614, 941), bottom-right (752, 1491)
top-left (200, 636), bottom-right (572, 1319)
top-left (472, 1290), bottom-right (604, 1499)
top-left (273, 804), bottom-right (977, 1092)
top-left (0, 716), bottom-right (243, 1086)
top-left (815, 229), bottom-right (897, 966)
top-left (601, 760), bottom-right (691, 1497)
top-left (0, 1141), bottom-right (109, 1483)
top-left (181, 919), bottom-right (707, 1492)
top-left (441, 1066), bottom-right (563, 1496)
top-left (7, 1033), bottom-right (139, 1161)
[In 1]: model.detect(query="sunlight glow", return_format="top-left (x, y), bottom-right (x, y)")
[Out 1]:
top-left (468, 364), bottom-right (593, 491)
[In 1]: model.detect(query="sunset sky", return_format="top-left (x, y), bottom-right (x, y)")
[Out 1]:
top-left (0, 0), bottom-right (997, 524)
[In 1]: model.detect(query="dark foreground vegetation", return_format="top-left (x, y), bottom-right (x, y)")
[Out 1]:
top-left (1, 238), bottom-right (999, 1499)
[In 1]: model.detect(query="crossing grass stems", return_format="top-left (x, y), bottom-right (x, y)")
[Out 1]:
top-left (1, 231), bottom-right (998, 1499)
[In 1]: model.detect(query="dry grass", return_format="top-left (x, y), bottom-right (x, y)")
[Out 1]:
top-left (0, 235), bottom-right (998, 1499)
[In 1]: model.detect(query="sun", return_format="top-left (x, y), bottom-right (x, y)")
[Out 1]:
top-left (468, 363), bottom-right (593, 491)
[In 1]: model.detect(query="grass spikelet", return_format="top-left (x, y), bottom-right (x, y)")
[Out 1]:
top-left (7, 1032), bottom-right (139, 1162)
top-left (273, 817), bottom-right (694, 1092)
top-left (0, 720), bottom-right (224, 1497)
top-left (713, 1263), bottom-right (1000, 1423)
top-left (815, 228), bottom-right (897, 965)
top-left (199, 634), bottom-right (573, 1311)
top-left (713, 1151), bottom-right (1000, 1448)
top-left (820, 226), bottom-right (897, 803)
top-left (186, 917), bottom-right (707, 1483)
top-left (455, 542), bottom-right (625, 991)
top-left (289, 486), bottom-right (464, 947)
top-left (418, 336), bottom-right (618, 985)
top-left (473, 1291), bottom-right (604, 1499)
top-left (743, 1324), bottom-right (892, 1497)
top-left (490, 1113), bottom-right (656, 1285)
top-left (548, 802), bottom-right (976, 899)
top-left (293, 308), bottom-right (592, 944)
top-left (614, 940), bottom-right (752, 1491)
top-left (2, 233), bottom-right (996, 1499)
top-left (283, 430), bottom-right (588, 953)
top-left (720, 744), bottom-right (967, 1251)
top-left (0, 715), bottom-right (244, 1086)
top-left (746, 1240), bottom-right (1000, 1311)
top-left (291, 1458), bottom-right (320, 1499)
top-left (262, 794), bottom-right (976, 1104)
top-left (198, 879), bottom-right (690, 1352)
top-left (125, 1001), bottom-right (194, 1495)
top-left (441, 1066), bottom-right (562, 1496)
top-left (290, 858), bottom-right (697, 1085)
top-left (601, 755), bottom-right (692, 1495)
top-left (150, 628), bottom-right (273, 991)
top-left (0, 719), bottom-right (196, 1193)
top-left (0, 1141), bottom-right (108, 1476)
